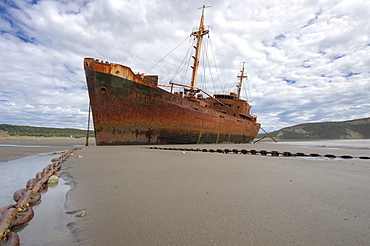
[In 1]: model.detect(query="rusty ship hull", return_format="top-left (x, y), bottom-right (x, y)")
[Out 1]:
top-left (84, 58), bottom-right (260, 145)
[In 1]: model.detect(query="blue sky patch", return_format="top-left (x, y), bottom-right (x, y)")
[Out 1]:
top-left (1, 0), bottom-right (370, 132)
top-left (283, 78), bottom-right (296, 85)
top-left (333, 54), bottom-right (345, 60)
top-left (345, 72), bottom-right (360, 77)
top-left (2, 0), bottom-right (21, 10)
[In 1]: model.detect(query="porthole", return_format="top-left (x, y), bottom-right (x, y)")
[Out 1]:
top-left (100, 86), bottom-right (107, 94)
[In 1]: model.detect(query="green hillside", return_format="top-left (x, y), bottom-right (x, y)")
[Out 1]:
top-left (0, 124), bottom-right (93, 138)
top-left (3, 117), bottom-right (370, 140)
top-left (262, 117), bottom-right (370, 140)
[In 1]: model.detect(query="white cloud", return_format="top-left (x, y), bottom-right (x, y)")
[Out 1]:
top-left (0, 0), bottom-right (369, 132)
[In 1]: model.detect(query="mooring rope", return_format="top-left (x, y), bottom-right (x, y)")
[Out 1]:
top-left (85, 103), bottom-right (91, 147)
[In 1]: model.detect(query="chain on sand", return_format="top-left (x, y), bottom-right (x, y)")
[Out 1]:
top-left (0, 148), bottom-right (80, 246)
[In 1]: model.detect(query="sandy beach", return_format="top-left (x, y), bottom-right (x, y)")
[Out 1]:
top-left (0, 137), bottom-right (89, 162)
top-left (62, 141), bottom-right (370, 245)
top-left (2, 138), bottom-right (370, 245)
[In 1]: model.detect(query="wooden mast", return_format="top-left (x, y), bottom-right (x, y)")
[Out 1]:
top-left (236, 62), bottom-right (248, 99)
top-left (190, 5), bottom-right (210, 91)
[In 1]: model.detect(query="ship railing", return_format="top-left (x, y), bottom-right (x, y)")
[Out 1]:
top-left (158, 84), bottom-right (184, 89)
top-left (168, 82), bottom-right (232, 112)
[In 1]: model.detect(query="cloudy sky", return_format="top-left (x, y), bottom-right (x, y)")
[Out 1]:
top-left (1, 0), bottom-right (369, 132)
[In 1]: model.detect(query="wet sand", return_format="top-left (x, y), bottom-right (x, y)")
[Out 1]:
top-left (63, 142), bottom-right (370, 245)
top-left (0, 137), bottom-right (92, 245)
top-left (0, 137), bottom-right (89, 162)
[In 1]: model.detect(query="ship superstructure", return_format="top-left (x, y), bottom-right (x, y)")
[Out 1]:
top-left (84, 5), bottom-right (260, 145)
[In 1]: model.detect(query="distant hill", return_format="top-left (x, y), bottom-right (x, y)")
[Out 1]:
top-left (262, 117), bottom-right (370, 140)
top-left (0, 124), bottom-right (93, 138)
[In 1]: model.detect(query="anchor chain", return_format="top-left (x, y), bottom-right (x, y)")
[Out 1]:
top-left (0, 148), bottom-right (79, 246)
top-left (148, 147), bottom-right (370, 160)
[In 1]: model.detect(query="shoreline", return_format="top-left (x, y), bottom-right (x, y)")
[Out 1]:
top-left (2, 138), bottom-right (370, 245)
top-left (0, 139), bottom-right (82, 245)
top-left (0, 137), bottom-right (93, 162)
top-left (63, 142), bottom-right (370, 245)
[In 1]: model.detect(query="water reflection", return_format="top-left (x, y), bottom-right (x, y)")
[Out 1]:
top-left (0, 153), bottom-right (73, 245)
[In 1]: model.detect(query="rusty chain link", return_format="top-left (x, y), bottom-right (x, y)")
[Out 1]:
top-left (148, 147), bottom-right (370, 160)
top-left (0, 148), bottom-right (79, 246)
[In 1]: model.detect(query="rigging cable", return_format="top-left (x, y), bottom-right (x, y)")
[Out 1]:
top-left (242, 69), bottom-right (252, 103)
top-left (145, 36), bottom-right (190, 74)
top-left (208, 36), bottom-right (224, 94)
top-left (199, 35), bottom-right (208, 91)
top-left (204, 36), bottom-right (217, 94)
top-left (170, 37), bottom-right (195, 85)
top-left (85, 103), bottom-right (91, 146)
top-left (181, 38), bottom-right (195, 85)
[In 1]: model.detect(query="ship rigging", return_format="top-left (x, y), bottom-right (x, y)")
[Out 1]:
top-left (83, 5), bottom-right (260, 145)
top-left (153, 5), bottom-right (252, 107)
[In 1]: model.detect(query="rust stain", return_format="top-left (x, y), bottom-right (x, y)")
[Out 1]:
top-left (84, 58), bottom-right (260, 145)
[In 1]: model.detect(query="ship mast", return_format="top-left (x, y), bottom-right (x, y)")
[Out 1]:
top-left (190, 5), bottom-right (210, 91)
top-left (236, 62), bottom-right (248, 99)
